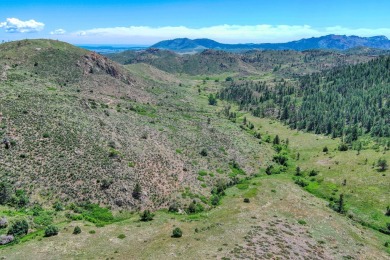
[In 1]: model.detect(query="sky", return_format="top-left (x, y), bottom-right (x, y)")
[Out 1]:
top-left (1, 0), bottom-right (390, 45)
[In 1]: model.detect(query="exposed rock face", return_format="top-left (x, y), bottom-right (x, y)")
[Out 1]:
top-left (0, 235), bottom-right (14, 245)
top-left (83, 52), bottom-right (135, 85)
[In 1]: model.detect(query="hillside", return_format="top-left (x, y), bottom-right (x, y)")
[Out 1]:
top-left (0, 39), bottom-right (389, 258)
top-left (219, 55), bottom-right (390, 140)
top-left (151, 35), bottom-right (390, 52)
top-left (107, 48), bottom-right (374, 77)
top-left (0, 39), bottom-right (269, 211)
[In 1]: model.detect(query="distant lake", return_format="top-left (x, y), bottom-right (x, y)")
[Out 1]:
top-left (77, 45), bottom-right (149, 54)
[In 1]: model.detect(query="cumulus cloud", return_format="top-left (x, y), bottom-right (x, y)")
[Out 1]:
top-left (0, 18), bottom-right (44, 33)
top-left (50, 28), bottom-right (66, 35)
top-left (72, 24), bottom-right (390, 44)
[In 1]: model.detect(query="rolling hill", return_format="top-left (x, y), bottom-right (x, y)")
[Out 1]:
top-left (0, 39), bottom-right (269, 211)
top-left (107, 47), bottom-right (374, 77)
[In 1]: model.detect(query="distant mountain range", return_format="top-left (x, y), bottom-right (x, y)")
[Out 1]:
top-left (151, 35), bottom-right (390, 52)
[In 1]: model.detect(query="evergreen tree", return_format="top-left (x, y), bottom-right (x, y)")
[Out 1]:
top-left (132, 183), bottom-right (142, 200)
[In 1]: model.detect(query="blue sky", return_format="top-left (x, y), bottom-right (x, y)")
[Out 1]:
top-left (1, 0), bottom-right (390, 44)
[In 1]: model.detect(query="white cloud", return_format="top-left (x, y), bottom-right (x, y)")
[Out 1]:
top-left (0, 18), bottom-right (44, 33)
top-left (50, 28), bottom-right (66, 35)
top-left (70, 24), bottom-right (390, 44)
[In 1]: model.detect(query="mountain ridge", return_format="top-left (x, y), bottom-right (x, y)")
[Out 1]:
top-left (151, 34), bottom-right (390, 52)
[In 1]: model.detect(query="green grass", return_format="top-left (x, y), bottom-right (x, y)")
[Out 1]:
top-left (2, 174), bottom-right (388, 259)
top-left (248, 116), bottom-right (390, 233)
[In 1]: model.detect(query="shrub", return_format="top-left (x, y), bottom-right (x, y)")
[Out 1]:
top-left (89, 230), bottom-right (96, 234)
top-left (73, 226), bottom-right (81, 235)
top-left (108, 148), bottom-right (120, 158)
top-left (294, 178), bottom-right (308, 187)
top-left (309, 170), bottom-right (319, 177)
top-left (132, 183), bottom-right (142, 200)
top-left (298, 219), bottom-right (307, 225)
top-left (128, 161), bottom-right (135, 167)
top-left (272, 153), bottom-right (288, 166)
top-left (208, 94), bottom-right (217, 106)
top-left (377, 158), bottom-right (388, 171)
top-left (338, 143), bottom-right (348, 151)
top-left (81, 203), bottom-right (114, 224)
top-left (172, 227), bottom-right (182, 238)
top-left (0, 182), bottom-right (13, 205)
top-left (211, 180), bottom-right (227, 196)
top-left (7, 220), bottom-right (28, 237)
top-left (186, 202), bottom-right (204, 214)
top-left (100, 179), bottom-right (112, 190)
top-left (211, 195), bottom-right (220, 206)
top-left (200, 148), bottom-right (208, 157)
top-left (198, 170), bottom-right (208, 176)
top-left (168, 201), bottom-right (180, 213)
top-left (265, 165), bottom-right (273, 175)
top-left (44, 225), bottom-right (59, 237)
top-left (118, 234), bottom-right (126, 239)
top-left (140, 210), bottom-right (154, 222)
top-left (53, 201), bottom-right (64, 211)
top-left (11, 189), bottom-right (29, 208)
top-left (0, 217), bottom-right (7, 229)
top-left (273, 135), bottom-right (280, 145)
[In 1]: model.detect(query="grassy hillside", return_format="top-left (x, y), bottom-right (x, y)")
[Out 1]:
top-left (1, 174), bottom-right (388, 259)
top-left (0, 40), bottom-right (270, 211)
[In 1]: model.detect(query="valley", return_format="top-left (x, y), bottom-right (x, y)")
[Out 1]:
top-left (0, 39), bottom-right (389, 259)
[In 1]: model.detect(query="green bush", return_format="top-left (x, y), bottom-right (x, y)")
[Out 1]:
top-left (0, 182), bottom-right (13, 205)
top-left (132, 183), bottom-right (142, 200)
top-left (186, 202), bottom-right (204, 214)
top-left (198, 170), bottom-right (208, 176)
top-left (44, 225), bottom-right (59, 237)
top-left (309, 170), bottom-right (319, 177)
top-left (140, 210), bottom-right (154, 222)
top-left (53, 201), bottom-right (64, 211)
top-left (210, 195), bottom-right (220, 206)
top-left (80, 203), bottom-right (114, 224)
top-left (7, 220), bottom-right (29, 237)
top-left (168, 201), bottom-right (180, 213)
top-left (73, 226), bottom-right (81, 235)
top-left (298, 219), bottom-right (307, 225)
top-left (338, 143), bottom-right (348, 151)
top-left (118, 234), bottom-right (126, 239)
top-left (200, 148), bottom-right (208, 156)
top-left (294, 178), bottom-right (309, 187)
top-left (172, 227), bottom-right (182, 238)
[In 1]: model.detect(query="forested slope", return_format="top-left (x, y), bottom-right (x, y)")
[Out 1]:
top-left (219, 56), bottom-right (390, 142)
